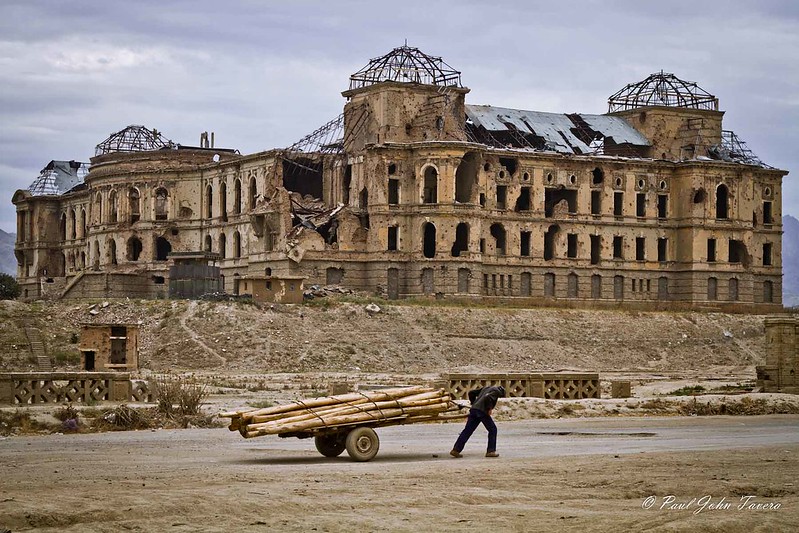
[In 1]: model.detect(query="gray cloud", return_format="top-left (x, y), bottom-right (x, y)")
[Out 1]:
top-left (2, 0), bottom-right (797, 230)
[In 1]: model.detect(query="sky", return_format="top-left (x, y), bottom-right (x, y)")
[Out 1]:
top-left (1, 0), bottom-right (798, 233)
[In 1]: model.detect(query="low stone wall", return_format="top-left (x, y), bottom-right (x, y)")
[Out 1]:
top-left (445, 372), bottom-right (600, 400)
top-left (0, 372), bottom-right (152, 404)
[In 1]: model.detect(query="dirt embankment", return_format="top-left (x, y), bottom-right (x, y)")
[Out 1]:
top-left (0, 298), bottom-right (782, 374)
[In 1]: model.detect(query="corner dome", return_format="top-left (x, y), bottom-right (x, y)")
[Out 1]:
top-left (349, 44), bottom-right (462, 90)
top-left (608, 71), bottom-right (718, 112)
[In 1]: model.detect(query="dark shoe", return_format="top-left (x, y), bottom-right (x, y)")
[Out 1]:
top-left (485, 451), bottom-right (499, 458)
top-left (450, 449), bottom-right (463, 458)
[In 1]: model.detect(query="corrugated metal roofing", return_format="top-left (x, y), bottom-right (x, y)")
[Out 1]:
top-left (27, 160), bottom-right (89, 196)
top-left (465, 104), bottom-right (650, 154)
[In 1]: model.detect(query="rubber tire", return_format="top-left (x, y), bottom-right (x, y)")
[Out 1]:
top-left (345, 427), bottom-right (380, 462)
top-left (314, 433), bottom-right (346, 457)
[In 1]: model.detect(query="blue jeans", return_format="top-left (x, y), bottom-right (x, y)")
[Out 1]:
top-left (453, 408), bottom-right (497, 453)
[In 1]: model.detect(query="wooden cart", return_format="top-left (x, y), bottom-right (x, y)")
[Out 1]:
top-left (221, 386), bottom-right (465, 462)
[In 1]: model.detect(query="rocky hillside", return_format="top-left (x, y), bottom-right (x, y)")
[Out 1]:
top-left (0, 298), bottom-right (781, 374)
top-left (0, 229), bottom-right (15, 276)
top-left (783, 214), bottom-right (799, 308)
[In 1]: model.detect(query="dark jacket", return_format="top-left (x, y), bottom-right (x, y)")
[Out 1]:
top-left (471, 385), bottom-right (505, 413)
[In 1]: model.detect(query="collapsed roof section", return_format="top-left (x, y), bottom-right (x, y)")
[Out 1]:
top-left (608, 71), bottom-right (719, 112)
top-left (709, 130), bottom-right (772, 168)
top-left (27, 160), bottom-right (89, 196)
top-left (465, 105), bottom-right (651, 157)
top-left (349, 44), bottom-right (462, 91)
top-left (95, 125), bottom-right (175, 156)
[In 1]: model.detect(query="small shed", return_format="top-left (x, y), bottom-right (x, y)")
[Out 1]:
top-left (79, 323), bottom-right (140, 372)
top-left (250, 275), bottom-right (306, 304)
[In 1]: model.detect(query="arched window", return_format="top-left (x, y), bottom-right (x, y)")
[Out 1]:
top-left (60, 213), bottom-right (67, 241)
top-left (109, 190), bottom-right (118, 222)
top-left (219, 233), bottom-right (227, 259)
top-left (423, 166), bottom-right (438, 203)
top-left (129, 188), bottom-right (141, 223)
top-left (707, 277), bottom-right (718, 300)
top-left (92, 240), bottom-right (100, 269)
top-left (109, 239), bottom-right (117, 265)
top-left (81, 208), bottom-right (87, 238)
top-left (155, 237), bottom-right (171, 261)
top-left (95, 192), bottom-right (103, 224)
top-left (69, 209), bottom-right (76, 240)
top-left (233, 231), bottom-right (241, 258)
top-left (455, 152), bottom-right (479, 203)
top-left (220, 182), bottom-right (228, 221)
top-left (234, 179), bottom-right (242, 215)
top-left (206, 185), bottom-right (213, 218)
top-left (204, 235), bottom-right (212, 253)
top-left (716, 184), bottom-right (729, 219)
top-left (80, 251), bottom-right (86, 269)
top-left (127, 237), bottom-right (142, 261)
top-left (155, 188), bottom-right (168, 221)
top-left (451, 222), bottom-right (469, 257)
top-left (249, 178), bottom-right (258, 210)
top-left (490, 223), bottom-right (506, 256)
top-left (423, 222), bottom-right (436, 258)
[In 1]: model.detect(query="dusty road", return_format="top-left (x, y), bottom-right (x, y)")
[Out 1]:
top-left (1, 415), bottom-right (797, 532)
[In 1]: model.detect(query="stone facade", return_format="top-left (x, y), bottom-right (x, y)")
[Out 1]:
top-left (79, 323), bottom-right (140, 372)
top-left (757, 316), bottom-right (798, 393)
top-left (12, 46), bottom-right (787, 312)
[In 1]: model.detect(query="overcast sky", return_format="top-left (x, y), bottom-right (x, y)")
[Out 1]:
top-left (1, 0), bottom-right (797, 232)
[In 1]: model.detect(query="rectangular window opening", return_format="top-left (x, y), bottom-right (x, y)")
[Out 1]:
top-left (520, 231), bottom-right (531, 257)
top-left (636, 193), bottom-right (646, 217)
top-left (567, 233), bottom-right (578, 258)
top-left (614, 192), bottom-right (624, 217)
top-left (590, 235), bottom-right (601, 265)
top-left (388, 226), bottom-right (398, 251)
top-left (591, 190), bottom-right (602, 216)
top-left (613, 236), bottom-right (623, 259)
top-left (763, 242), bottom-right (772, 266)
top-left (707, 238), bottom-right (717, 262)
top-left (388, 179), bottom-right (399, 205)
top-left (635, 237), bottom-right (645, 261)
top-left (657, 238), bottom-right (668, 262)
top-left (496, 186), bottom-right (507, 210)
top-left (657, 194), bottom-right (668, 219)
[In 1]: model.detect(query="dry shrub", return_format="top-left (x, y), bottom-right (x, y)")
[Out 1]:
top-left (152, 375), bottom-right (208, 417)
top-left (93, 404), bottom-right (154, 431)
top-left (53, 403), bottom-right (79, 422)
top-left (0, 409), bottom-right (53, 435)
top-left (680, 397), bottom-right (799, 416)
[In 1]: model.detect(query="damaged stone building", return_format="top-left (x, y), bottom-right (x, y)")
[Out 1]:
top-left (13, 45), bottom-right (787, 311)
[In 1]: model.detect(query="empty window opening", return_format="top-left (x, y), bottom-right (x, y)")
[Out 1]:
top-left (658, 277), bottom-right (669, 300)
top-left (763, 242), bottom-right (773, 266)
top-left (451, 222), bottom-right (469, 257)
top-left (728, 239), bottom-right (747, 264)
top-left (423, 167), bottom-right (438, 203)
top-left (326, 267), bottom-right (344, 285)
top-left (657, 194), bottom-right (668, 218)
top-left (155, 188), bottom-right (168, 220)
top-left (614, 275), bottom-right (625, 299)
top-left (206, 185), bottom-right (213, 218)
top-left (204, 235), bottom-right (212, 253)
top-left (109, 190), bottom-right (118, 222)
top-left (358, 188), bottom-right (370, 228)
top-left (591, 167), bottom-right (604, 185)
top-left (590, 235), bottom-right (601, 264)
top-left (69, 209), bottom-right (76, 240)
top-left (129, 189), bottom-right (140, 223)
top-left (479, 193), bottom-right (486, 207)
top-left (544, 225), bottom-right (559, 261)
top-left (520, 231), bottom-right (531, 257)
top-left (152, 276), bottom-right (165, 285)
top-left (220, 182), bottom-right (228, 222)
top-left (60, 213), bottom-right (67, 241)
top-left (613, 236), bottom-right (624, 259)
top-left (515, 187), bottom-right (531, 211)
top-left (92, 240), bottom-right (100, 269)
top-left (249, 178), bottom-right (258, 210)
top-left (109, 239), bottom-right (117, 265)
top-left (707, 277), bottom-right (718, 301)
top-left (479, 238), bottom-right (486, 253)
top-left (283, 158), bottom-right (323, 199)
top-left (636, 193), bottom-right (646, 217)
top-left (707, 238), bottom-right (717, 262)
top-left (716, 184), bottom-right (729, 219)
top-left (234, 179), bottom-right (242, 215)
top-left (728, 278), bottom-right (739, 301)
top-left (544, 273), bottom-right (555, 297)
top-left (84, 351), bottom-right (95, 371)
top-left (219, 233), bottom-right (227, 259)
top-left (498, 157), bottom-right (518, 177)
top-left (614, 192), bottom-right (624, 216)
top-left (496, 186), bottom-right (507, 210)
top-left (233, 231), bottom-right (242, 258)
top-left (490, 223), bottom-right (506, 256)
top-left (567, 273), bottom-right (578, 298)
top-left (423, 222), bottom-right (436, 258)
top-left (545, 188), bottom-right (577, 217)
top-left (693, 188), bottom-right (707, 204)
top-left (388, 178), bottom-right (399, 205)
top-left (455, 152), bottom-right (479, 203)
top-left (636, 237), bottom-right (646, 261)
top-left (591, 190), bottom-right (602, 215)
top-left (658, 238), bottom-right (668, 262)
top-left (343, 165), bottom-right (352, 205)
top-left (155, 237), bottom-right (171, 261)
top-left (127, 237), bottom-right (142, 261)
top-left (388, 226), bottom-right (399, 251)
top-left (763, 281), bottom-right (774, 303)
top-left (567, 233), bottom-right (578, 258)
top-left (763, 201), bottom-right (773, 224)
top-left (388, 163), bottom-right (397, 175)
top-left (591, 274), bottom-right (602, 299)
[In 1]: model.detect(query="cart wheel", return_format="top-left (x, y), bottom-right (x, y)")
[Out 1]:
top-left (315, 433), bottom-right (346, 457)
top-left (345, 427), bottom-right (380, 462)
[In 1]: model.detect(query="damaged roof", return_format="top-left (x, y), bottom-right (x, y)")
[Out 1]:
top-left (465, 104), bottom-right (650, 155)
top-left (27, 160), bottom-right (89, 196)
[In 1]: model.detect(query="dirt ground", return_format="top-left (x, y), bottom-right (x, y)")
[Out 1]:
top-left (1, 417), bottom-right (797, 532)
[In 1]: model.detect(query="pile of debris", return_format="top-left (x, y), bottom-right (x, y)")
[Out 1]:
top-left (303, 284), bottom-right (355, 300)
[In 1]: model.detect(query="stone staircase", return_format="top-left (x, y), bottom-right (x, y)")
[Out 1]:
top-left (21, 318), bottom-right (51, 372)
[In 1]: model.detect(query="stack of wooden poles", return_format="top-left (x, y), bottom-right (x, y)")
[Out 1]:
top-left (221, 386), bottom-right (462, 439)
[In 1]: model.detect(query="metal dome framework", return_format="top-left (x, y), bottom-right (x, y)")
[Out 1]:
top-left (95, 125), bottom-right (174, 156)
top-left (608, 71), bottom-right (718, 112)
top-left (349, 44), bottom-right (462, 90)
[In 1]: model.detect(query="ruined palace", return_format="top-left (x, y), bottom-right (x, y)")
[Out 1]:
top-left (12, 45), bottom-right (787, 311)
